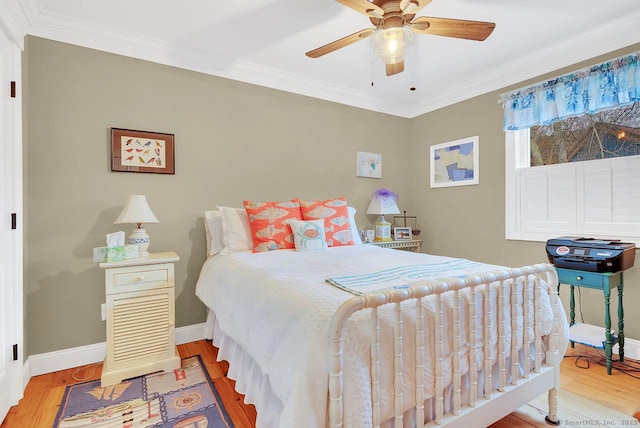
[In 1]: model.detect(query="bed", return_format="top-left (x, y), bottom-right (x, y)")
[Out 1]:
top-left (196, 207), bottom-right (569, 428)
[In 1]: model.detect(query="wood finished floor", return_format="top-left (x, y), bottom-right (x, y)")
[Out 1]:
top-left (1, 340), bottom-right (639, 427)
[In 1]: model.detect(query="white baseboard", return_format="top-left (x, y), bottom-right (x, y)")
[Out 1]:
top-left (25, 323), bottom-right (205, 379)
top-left (568, 323), bottom-right (640, 361)
top-left (614, 337), bottom-right (640, 361)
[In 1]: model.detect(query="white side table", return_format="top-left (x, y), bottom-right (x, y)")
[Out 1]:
top-left (370, 239), bottom-right (422, 252)
top-left (99, 251), bottom-right (181, 387)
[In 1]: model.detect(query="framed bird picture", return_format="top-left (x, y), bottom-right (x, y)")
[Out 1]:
top-left (110, 128), bottom-right (175, 174)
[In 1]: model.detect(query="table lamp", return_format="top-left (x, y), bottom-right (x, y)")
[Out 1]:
top-left (366, 188), bottom-right (400, 242)
top-left (114, 195), bottom-right (159, 256)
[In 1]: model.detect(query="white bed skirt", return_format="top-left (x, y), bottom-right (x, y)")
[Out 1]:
top-left (205, 308), bottom-right (284, 428)
top-left (204, 308), bottom-right (550, 428)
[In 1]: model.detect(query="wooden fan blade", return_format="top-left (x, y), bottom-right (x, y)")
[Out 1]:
top-left (336, 0), bottom-right (384, 18)
top-left (305, 29), bottom-right (375, 58)
top-left (400, 0), bottom-right (432, 15)
top-left (386, 61), bottom-right (405, 76)
top-left (411, 16), bottom-right (495, 41)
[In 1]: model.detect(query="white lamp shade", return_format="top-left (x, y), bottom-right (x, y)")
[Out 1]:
top-left (366, 197), bottom-right (401, 216)
top-left (114, 195), bottom-right (159, 224)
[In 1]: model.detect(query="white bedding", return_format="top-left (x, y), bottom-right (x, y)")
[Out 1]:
top-left (195, 245), bottom-right (568, 428)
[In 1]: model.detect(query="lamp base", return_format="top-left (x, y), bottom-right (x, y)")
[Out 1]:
top-left (373, 217), bottom-right (393, 242)
top-left (127, 227), bottom-right (150, 257)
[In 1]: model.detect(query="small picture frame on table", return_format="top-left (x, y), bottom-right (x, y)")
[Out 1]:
top-left (394, 227), bottom-right (412, 241)
top-left (365, 229), bottom-right (375, 243)
top-left (111, 128), bottom-right (175, 174)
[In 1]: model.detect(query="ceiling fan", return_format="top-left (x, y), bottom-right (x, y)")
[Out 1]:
top-left (306, 0), bottom-right (495, 76)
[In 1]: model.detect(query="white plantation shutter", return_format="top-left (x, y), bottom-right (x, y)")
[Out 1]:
top-left (578, 157), bottom-right (640, 236)
top-left (519, 165), bottom-right (575, 232)
top-left (506, 130), bottom-right (640, 245)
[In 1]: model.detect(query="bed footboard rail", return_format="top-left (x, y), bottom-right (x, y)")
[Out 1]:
top-left (328, 263), bottom-right (561, 428)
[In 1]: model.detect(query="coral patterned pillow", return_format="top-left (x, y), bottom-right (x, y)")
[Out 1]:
top-left (243, 199), bottom-right (302, 252)
top-left (300, 197), bottom-right (355, 246)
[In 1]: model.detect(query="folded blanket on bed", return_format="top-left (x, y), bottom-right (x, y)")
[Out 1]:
top-left (325, 258), bottom-right (487, 294)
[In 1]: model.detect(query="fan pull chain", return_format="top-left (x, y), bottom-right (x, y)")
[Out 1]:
top-left (409, 40), bottom-right (416, 91)
top-left (370, 42), bottom-right (375, 87)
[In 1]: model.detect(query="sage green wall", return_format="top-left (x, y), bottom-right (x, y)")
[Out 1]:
top-left (23, 36), bottom-right (412, 356)
top-left (409, 43), bottom-right (640, 341)
top-left (24, 35), bottom-right (640, 356)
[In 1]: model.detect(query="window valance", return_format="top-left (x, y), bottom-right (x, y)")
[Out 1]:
top-left (501, 52), bottom-right (640, 131)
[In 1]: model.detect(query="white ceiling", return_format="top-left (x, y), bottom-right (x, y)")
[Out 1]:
top-left (15, 0), bottom-right (640, 117)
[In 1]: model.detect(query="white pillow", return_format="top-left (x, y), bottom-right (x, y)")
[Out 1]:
top-left (348, 206), bottom-right (362, 245)
top-left (204, 210), bottom-right (224, 256)
top-left (288, 219), bottom-right (327, 251)
top-left (217, 206), bottom-right (253, 252)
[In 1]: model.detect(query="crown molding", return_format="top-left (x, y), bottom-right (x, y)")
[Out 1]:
top-left (0, 0), bottom-right (35, 48)
top-left (405, 14), bottom-right (640, 118)
top-left (20, 2), bottom-right (640, 118)
top-left (24, 4), bottom-right (411, 117)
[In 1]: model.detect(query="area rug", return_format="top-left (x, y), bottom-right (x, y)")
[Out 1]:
top-left (53, 355), bottom-right (234, 427)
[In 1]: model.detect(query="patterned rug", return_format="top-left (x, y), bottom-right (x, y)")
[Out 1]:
top-left (54, 355), bottom-right (234, 427)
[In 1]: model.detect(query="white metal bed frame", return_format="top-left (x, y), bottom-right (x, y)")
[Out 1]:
top-left (328, 263), bottom-right (562, 427)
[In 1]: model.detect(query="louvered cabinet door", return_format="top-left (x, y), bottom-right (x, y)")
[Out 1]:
top-left (99, 253), bottom-right (181, 387)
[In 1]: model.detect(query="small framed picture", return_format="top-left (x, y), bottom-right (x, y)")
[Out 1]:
top-left (111, 128), bottom-right (175, 174)
top-left (356, 151), bottom-right (382, 179)
top-left (394, 227), bottom-right (412, 241)
top-left (365, 229), bottom-right (375, 243)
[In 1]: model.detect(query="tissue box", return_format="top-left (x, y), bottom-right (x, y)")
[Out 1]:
top-left (107, 246), bottom-right (126, 262)
top-left (93, 245), bottom-right (139, 262)
top-left (93, 247), bottom-right (108, 262)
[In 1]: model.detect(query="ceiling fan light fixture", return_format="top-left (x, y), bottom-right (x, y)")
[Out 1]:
top-left (372, 27), bottom-right (414, 65)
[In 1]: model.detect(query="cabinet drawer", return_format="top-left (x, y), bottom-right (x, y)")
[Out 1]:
top-left (557, 269), bottom-right (621, 290)
top-left (106, 263), bottom-right (174, 294)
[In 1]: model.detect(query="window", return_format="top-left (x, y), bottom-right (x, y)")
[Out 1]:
top-left (506, 103), bottom-right (640, 245)
top-left (531, 103), bottom-right (640, 166)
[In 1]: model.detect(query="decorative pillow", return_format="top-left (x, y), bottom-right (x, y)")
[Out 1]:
top-left (348, 206), bottom-right (363, 245)
top-left (204, 210), bottom-right (224, 256)
top-left (300, 197), bottom-right (355, 247)
top-left (288, 219), bottom-right (327, 251)
top-left (216, 206), bottom-right (253, 252)
top-left (243, 199), bottom-right (302, 252)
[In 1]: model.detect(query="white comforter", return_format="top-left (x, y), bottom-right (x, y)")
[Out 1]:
top-left (195, 245), bottom-right (567, 428)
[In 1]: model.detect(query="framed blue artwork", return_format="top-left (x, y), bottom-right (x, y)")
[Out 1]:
top-left (430, 136), bottom-right (479, 188)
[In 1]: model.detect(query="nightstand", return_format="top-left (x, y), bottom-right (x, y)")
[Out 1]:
top-left (556, 268), bottom-right (625, 375)
top-left (370, 239), bottom-right (422, 252)
top-left (98, 251), bottom-right (181, 387)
